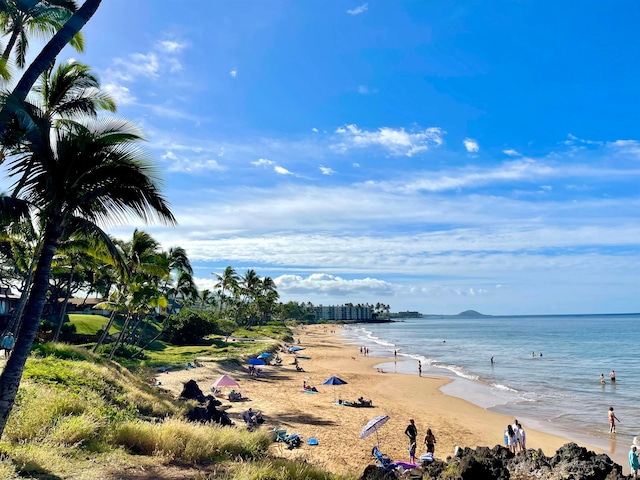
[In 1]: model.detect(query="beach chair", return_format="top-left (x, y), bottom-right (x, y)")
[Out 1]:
top-left (273, 427), bottom-right (302, 449)
top-left (372, 445), bottom-right (394, 470)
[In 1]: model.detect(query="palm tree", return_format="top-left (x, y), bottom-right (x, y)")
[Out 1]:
top-left (214, 266), bottom-right (239, 314)
top-left (0, 0), bottom-right (103, 140)
top-left (1, 0), bottom-right (84, 70)
top-left (0, 114), bottom-right (175, 438)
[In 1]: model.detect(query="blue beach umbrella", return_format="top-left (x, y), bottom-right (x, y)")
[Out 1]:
top-left (248, 358), bottom-right (266, 366)
top-left (323, 376), bottom-right (347, 401)
top-left (289, 346), bottom-right (304, 352)
top-left (257, 353), bottom-right (272, 359)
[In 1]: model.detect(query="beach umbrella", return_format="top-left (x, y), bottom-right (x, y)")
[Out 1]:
top-left (323, 376), bottom-right (347, 402)
top-left (360, 415), bottom-right (390, 445)
top-left (289, 346), bottom-right (304, 352)
top-left (212, 374), bottom-right (240, 391)
top-left (248, 358), bottom-right (266, 366)
top-left (257, 353), bottom-right (272, 359)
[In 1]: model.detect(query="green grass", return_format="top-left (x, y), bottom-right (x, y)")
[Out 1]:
top-left (0, 323), bottom-right (329, 479)
top-left (68, 314), bottom-right (119, 335)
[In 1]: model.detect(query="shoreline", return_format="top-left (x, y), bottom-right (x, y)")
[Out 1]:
top-left (155, 324), bottom-right (624, 475)
top-left (341, 324), bottom-right (631, 473)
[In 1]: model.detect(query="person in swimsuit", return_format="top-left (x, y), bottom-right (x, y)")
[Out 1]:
top-left (610, 370), bottom-right (616, 382)
top-left (608, 406), bottom-right (620, 433)
top-left (600, 373), bottom-right (606, 384)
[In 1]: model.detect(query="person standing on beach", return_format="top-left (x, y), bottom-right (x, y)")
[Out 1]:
top-left (608, 407), bottom-right (620, 433)
top-left (630, 445), bottom-right (639, 479)
top-left (512, 419), bottom-right (522, 452)
top-left (404, 419), bottom-right (417, 461)
top-left (418, 361), bottom-right (422, 377)
top-left (506, 424), bottom-right (517, 453)
top-left (517, 422), bottom-right (526, 450)
top-left (424, 428), bottom-right (437, 455)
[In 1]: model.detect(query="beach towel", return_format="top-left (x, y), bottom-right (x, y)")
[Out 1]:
top-left (307, 438), bottom-right (318, 445)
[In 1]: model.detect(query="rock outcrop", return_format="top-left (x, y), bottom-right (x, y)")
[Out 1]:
top-left (360, 443), bottom-right (626, 480)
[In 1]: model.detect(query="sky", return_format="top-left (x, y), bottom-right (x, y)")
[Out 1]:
top-left (8, 1), bottom-right (640, 315)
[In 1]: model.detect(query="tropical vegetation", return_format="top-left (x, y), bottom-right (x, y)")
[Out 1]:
top-left (0, 2), bottom-right (371, 478)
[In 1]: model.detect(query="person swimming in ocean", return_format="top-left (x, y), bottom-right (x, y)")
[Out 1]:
top-left (601, 373), bottom-right (606, 384)
top-left (610, 370), bottom-right (616, 382)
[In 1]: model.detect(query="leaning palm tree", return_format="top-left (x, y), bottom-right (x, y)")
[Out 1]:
top-left (213, 265), bottom-right (239, 314)
top-left (0, 0), bottom-right (83, 69)
top-left (0, 114), bottom-right (175, 438)
top-left (0, 0), bottom-right (103, 139)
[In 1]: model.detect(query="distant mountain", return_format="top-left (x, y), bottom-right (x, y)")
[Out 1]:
top-left (457, 310), bottom-right (487, 317)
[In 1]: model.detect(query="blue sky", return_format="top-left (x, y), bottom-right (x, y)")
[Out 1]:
top-left (15, 1), bottom-right (640, 314)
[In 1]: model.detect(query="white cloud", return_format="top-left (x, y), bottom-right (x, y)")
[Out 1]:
top-left (463, 138), bottom-right (479, 153)
top-left (319, 166), bottom-right (335, 175)
top-left (357, 85), bottom-right (369, 94)
top-left (218, 147), bottom-right (224, 157)
top-left (161, 151), bottom-right (178, 160)
top-left (503, 149), bottom-right (520, 156)
top-left (166, 158), bottom-right (225, 173)
top-left (251, 158), bottom-right (275, 167)
top-left (103, 82), bottom-right (136, 105)
top-left (347, 3), bottom-right (368, 15)
top-left (157, 40), bottom-right (187, 53)
top-left (275, 166), bottom-right (293, 175)
top-left (111, 52), bottom-right (160, 81)
top-left (608, 140), bottom-right (640, 158)
top-left (353, 163), bottom-right (360, 168)
top-left (334, 124), bottom-right (445, 157)
top-left (230, 68), bottom-right (237, 78)
top-left (311, 128), bottom-right (319, 133)
top-left (392, 159), bottom-right (556, 193)
top-left (275, 273), bottom-right (393, 296)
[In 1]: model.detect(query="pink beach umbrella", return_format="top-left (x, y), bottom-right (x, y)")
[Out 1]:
top-left (212, 374), bottom-right (240, 392)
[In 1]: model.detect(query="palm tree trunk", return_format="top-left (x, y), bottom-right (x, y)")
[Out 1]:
top-left (92, 308), bottom-right (116, 353)
top-left (2, 26), bottom-right (20, 62)
top-left (52, 264), bottom-right (75, 342)
top-left (0, 0), bottom-right (102, 139)
top-left (108, 311), bottom-right (131, 360)
top-left (0, 223), bottom-right (60, 438)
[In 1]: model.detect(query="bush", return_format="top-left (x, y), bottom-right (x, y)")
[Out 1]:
top-left (163, 309), bottom-right (217, 345)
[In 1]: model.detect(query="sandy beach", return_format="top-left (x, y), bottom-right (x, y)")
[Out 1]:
top-left (157, 325), bottom-right (593, 475)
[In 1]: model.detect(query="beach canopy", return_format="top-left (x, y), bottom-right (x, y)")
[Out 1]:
top-left (257, 353), bottom-right (272, 359)
top-left (323, 376), bottom-right (347, 386)
top-left (360, 415), bottom-right (390, 445)
top-left (289, 346), bottom-right (304, 352)
top-left (212, 374), bottom-right (239, 388)
top-left (248, 358), bottom-right (266, 365)
top-left (323, 376), bottom-right (347, 402)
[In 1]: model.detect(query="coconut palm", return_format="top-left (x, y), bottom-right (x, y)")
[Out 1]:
top-left (214, 265), bottom-right (239, 314)
top-left (0, 0), bottom-right (83, 69)
top-left (0, 0), bottom-right (102, 139)
top-left (0, 113), bottom-right (175, 438)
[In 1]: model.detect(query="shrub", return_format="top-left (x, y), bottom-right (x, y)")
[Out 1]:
top-left (163, 309), bottom-right (217, 345)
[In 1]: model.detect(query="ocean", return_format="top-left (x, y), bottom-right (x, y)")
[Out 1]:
top-left (341, 314), bottom-right (640, 467)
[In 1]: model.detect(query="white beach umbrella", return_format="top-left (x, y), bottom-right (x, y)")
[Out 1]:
top-left (360, 414), bottom-right (390, 446)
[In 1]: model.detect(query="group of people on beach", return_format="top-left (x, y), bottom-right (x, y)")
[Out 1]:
top-left (503, 419), bottom-right (527, 453)
top-left (600, 370), bottom-right (616, 384)
top-left (404, 418), bottom-right (437, 463)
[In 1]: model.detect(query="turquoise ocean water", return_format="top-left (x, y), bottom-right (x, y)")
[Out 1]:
top-left (341, 314), bottom-right (640, 467)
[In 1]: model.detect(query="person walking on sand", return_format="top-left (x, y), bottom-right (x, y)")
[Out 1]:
top-left (1, 331), bottom-right (15, 359)
top-left (608, 406), bottom-right (620, 433)
top-left (424, 428), bottom-right (437, 455)
top-left (630, 445), bottom-right (639, 479)
top-left (404, 419), bottom-right (417, 458)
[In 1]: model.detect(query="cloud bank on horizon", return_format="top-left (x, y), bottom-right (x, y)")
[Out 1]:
top-left (14, 1), bottom-right (638, 315)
